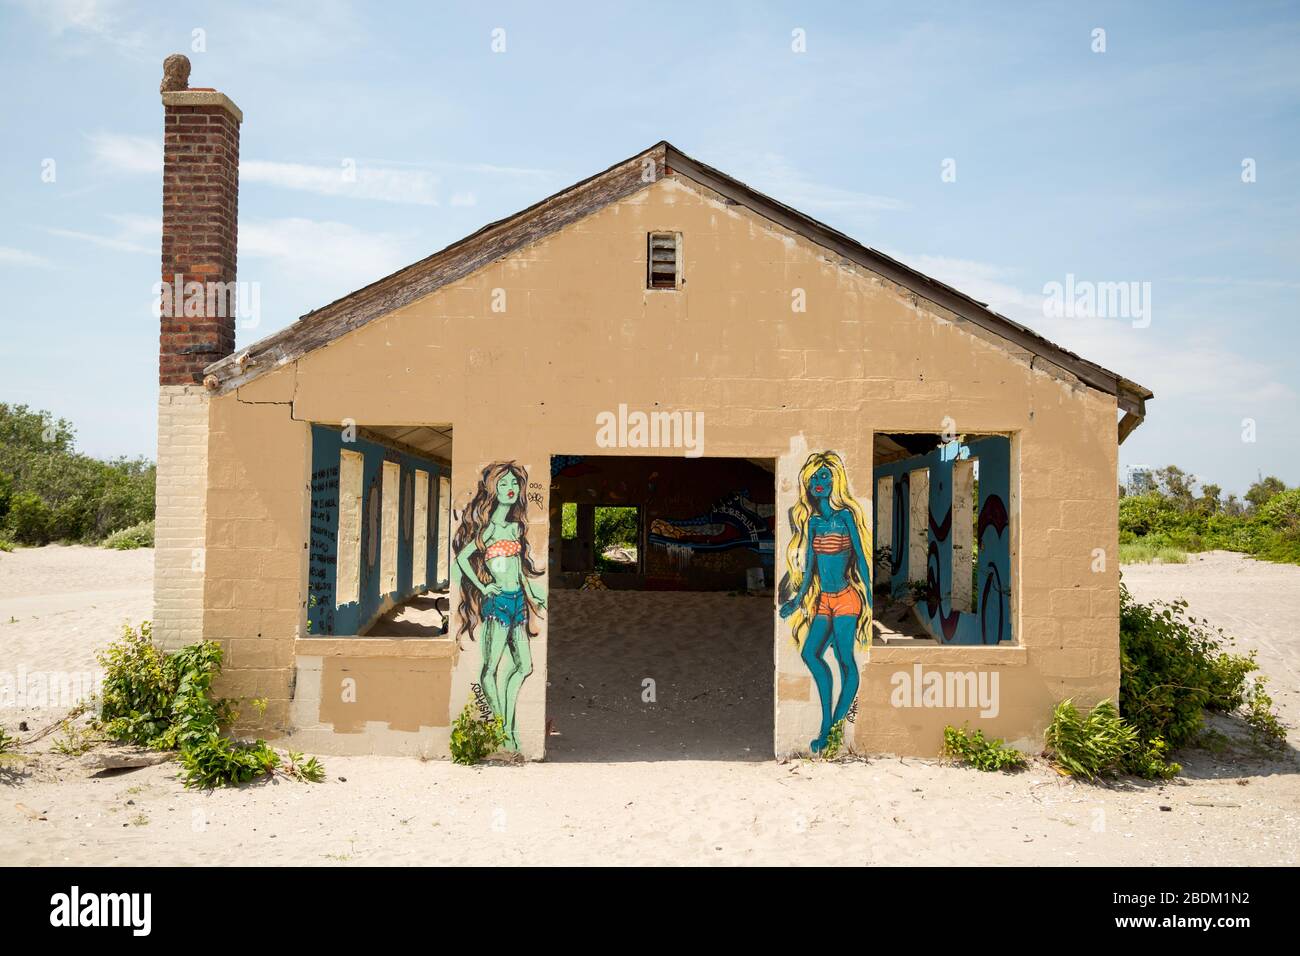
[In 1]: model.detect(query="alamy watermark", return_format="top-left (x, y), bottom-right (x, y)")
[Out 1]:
top-left (1042, 273), bottom-right (1151, 328)
top-left (889, 664), bottom-right (1000, 718)
top-left (0, 667), bottom-right (101, 709)
top-left (153, 274), bottom-right (261, 329)
top-left (595, 404), bottom-right (704, 458)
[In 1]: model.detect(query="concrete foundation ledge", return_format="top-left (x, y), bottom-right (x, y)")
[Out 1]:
top-left (868, 644), bottom-right (1028, 667)
top-left (294, 637), bottom-right (455, 659)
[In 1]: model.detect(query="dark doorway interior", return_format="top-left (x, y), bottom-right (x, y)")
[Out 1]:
top-left (546, 455), bottom-right (776, 761)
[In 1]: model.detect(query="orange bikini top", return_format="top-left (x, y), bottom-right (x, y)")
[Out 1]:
top-left (484, 539), bottom-right (522, 561)
top-left (812, 533), bottom-right (851, 554)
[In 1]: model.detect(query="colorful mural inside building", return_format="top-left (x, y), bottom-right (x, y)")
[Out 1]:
top-left (872, 436), bottom-right (1012, 645)
top-left (307, 425), bottom-right (448, 636)
top-left (453, 461), bottom-right (546, 752)
top-left (779, 451), bottom-right (874, 754)
top-left (647, 490), bottom-right (775, 562)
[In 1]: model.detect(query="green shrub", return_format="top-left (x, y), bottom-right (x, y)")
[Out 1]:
top-left (0, 535), bottom-right (13, 553)
top-left (449, 700), bottom-right (505, 765)
top-left (6, 491), bottom-right (51, 544)
top-left (103, 519), bottom-right (154, 550)
top-left (96, 621), bottom-right (321, 788)
top-left (942, 725), bottom-right (1026, 771)
top-left (0, 724), bottom-right (17, 755)
top-left (1045, 698), bottom-right (1136, 779)
top-left (1120, 584), bottom-right (1285, 757)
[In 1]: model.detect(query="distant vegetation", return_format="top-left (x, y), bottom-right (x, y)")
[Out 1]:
top-left (1120, 466), bottom-right (1300, 565)
top-left (0, 403), bottom-right (155, 549)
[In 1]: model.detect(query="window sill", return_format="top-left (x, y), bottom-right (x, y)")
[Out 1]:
top-left (295, 636), bottom-right (455, 659)
top-left (868, 644), bottom-right (1027, 667)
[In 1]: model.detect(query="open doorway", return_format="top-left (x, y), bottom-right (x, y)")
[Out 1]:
top-left (545, 454), bottom-right (776, 760)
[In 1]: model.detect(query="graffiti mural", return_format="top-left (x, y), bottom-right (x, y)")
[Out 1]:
top-left (778, 452), bottom-right (874, 754)
top-left (453, 461), bottom-right (546, 751)
top-left (647, 490), bottom-right (775, 561)
top-left (873, 435), bottom-right (1012, 645)
top-left (307, 425), bottom-right (447, 636)
top-left (307, 459), bottom-right (339, 635)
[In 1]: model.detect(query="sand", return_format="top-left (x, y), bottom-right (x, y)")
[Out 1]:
top-left (1, 546), bottom-right (1297, 866)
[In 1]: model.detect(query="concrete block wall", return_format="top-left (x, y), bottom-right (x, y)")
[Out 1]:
top-left (198, 172), bottom-right (1125, 759)
top-left (153, 384), bottom-right (210, 650)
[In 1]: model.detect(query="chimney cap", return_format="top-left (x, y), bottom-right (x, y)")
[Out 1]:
top-left (160, 54), bottom-right (190, 93)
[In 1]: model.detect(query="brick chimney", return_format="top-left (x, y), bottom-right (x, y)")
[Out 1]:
top-left (154, 55), bottom-right (242, 651)
top-left (159, 53), bottom-right (242, 384)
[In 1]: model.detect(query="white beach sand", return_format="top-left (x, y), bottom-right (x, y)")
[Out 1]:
top-left (1, 546), bottom-right (1296, 866)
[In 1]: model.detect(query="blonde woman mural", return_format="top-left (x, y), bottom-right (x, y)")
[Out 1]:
top-left (453, 461), bottom-right (546, 751)
top-left (778, 451), bottom-right (873, 754)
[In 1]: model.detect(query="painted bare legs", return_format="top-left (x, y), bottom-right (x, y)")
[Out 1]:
top-left (829, 615), bottom-right (859, 725)
top-left (500, 624), bottom-right (533, 750)
top-left (801, 612), bottom-right (861, 752)
top-left (801, 615), bottom-right (835, 751)
top-left (479, 619), bottom-right (507, 719)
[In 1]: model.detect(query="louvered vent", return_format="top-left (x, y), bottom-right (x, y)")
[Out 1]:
top-left (647, 232), bottom-right (679, 289)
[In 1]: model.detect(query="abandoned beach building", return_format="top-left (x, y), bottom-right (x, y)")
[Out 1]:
top-left (153, 59), bottom-right (1152, 759)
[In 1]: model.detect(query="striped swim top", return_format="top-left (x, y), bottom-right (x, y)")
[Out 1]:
top-left (812, 533), bottom-right (851, 554)
top-left (484, 539), bottom-right (522, 561)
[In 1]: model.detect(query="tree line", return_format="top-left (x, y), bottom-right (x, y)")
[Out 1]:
top-left (0, 403), bottom-right (155, 549)
top-left (1120, 465), bottom-right (1300, 564)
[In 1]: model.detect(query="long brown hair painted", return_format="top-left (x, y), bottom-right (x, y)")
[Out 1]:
top-left (452, 461), bottom-right (544, 642)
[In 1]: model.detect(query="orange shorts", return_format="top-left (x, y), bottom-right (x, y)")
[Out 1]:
top-left (816, 586), bottom-right (862, 619)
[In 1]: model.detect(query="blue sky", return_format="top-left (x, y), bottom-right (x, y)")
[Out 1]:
top-left (1, 0), bottom-right (1297, 495)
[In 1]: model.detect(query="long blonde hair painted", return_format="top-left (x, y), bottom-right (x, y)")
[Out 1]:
top-left (782, 451), bottom-right (873, 648)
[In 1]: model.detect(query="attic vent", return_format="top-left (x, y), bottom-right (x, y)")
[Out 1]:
top-left (647, 232), bottom-right (680, 289)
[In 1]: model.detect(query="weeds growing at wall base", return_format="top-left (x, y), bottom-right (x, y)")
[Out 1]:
top-left (97, 621), bottom-right (323, 788)
top-left (1039, 585), bottom-right (1287, 780)
top-left (450, 699), bottom-right (505, 765)
top-left (942, 725), bottom-right (1026, 772)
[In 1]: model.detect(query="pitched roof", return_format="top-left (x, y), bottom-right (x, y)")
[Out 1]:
top-left (204, 141), bottom-right (1151, 431)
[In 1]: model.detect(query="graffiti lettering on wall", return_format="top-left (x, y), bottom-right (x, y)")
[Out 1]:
top-left (308, 463), bottom-right (339, 635)
top-left (470, 682), bottom-right (494, 723)
top-left (778, 452), bottom-right (873, 754)
top-left (648, 490), bottom-right (775, 563)
top-left (453, 462), bottom-right (547, 752)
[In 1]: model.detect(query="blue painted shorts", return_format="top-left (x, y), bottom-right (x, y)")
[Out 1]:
top-left (483, 588), bottom-right (526, 628)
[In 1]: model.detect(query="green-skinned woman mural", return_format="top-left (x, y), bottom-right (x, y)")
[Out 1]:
top-left (778, 451), bottom-right (873, 754)
top-left (453, 461), bottom-right (546, 751)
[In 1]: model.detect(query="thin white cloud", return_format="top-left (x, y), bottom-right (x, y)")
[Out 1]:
top-left (241, 159), bottom-right (440, 205)
top-left (736, 153), bottom-right (904, 215)
top-left (15, 0), bottom-right (146, 53)
top-left (44, 212), bottom-right (158, 254)
top-left (239, 217), bottom-right (411, 292)
top-left (891, 251), bottom-right (1295, 408)
top-left (87, 136), bottom-right (442, 206)
top-left (450, 191), bottom-right (477, 208)
top-left (88, 132), bottom-right (161, 174)
top-left (0, 246), bottom-right (54, 269)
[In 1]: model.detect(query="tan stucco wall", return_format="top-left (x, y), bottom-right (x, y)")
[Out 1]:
top-left (198, 173), bottom-right (1120, 758)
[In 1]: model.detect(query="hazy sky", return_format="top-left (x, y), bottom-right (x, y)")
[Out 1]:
top-left (1, 0), bottom-right (1297, 494)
